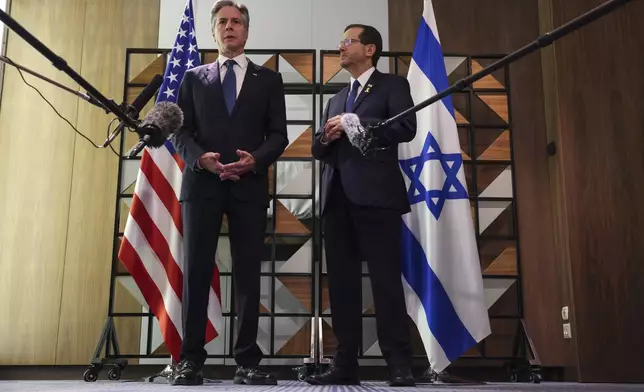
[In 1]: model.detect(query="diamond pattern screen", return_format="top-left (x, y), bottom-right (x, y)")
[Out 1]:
top-left (109, 49), bottom-right (522, 366)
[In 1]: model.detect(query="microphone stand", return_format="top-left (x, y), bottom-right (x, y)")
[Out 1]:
top-left (0, 9), bottom-right (137, 129)
top-left (370, 0), bottom-right (633, 132)
top-left (0, 55), bottom-right (109, 112)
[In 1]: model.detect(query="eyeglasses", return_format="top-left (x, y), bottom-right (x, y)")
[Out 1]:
top-left (339, 38), bottom-right (361, 47)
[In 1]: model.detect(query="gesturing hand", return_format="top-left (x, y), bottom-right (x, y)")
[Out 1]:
top-left (220, 149), bottom-right (256, 181)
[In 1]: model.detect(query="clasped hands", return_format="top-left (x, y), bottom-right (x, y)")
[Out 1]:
top-left (197, 149), bottom-right (255, 181)
top-left (321, 114), bottom-right (346, 143)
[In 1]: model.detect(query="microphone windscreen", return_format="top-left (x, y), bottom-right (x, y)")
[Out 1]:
top-left (341, 113), bottom-right (371, 152)
top-left (139, 101), bottom-right (184, 147)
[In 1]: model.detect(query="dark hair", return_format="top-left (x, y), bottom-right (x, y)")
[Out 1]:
top-left (344, 24), bottom-right (383, 66)
top-left (211, 0), bottom-right (250, 30)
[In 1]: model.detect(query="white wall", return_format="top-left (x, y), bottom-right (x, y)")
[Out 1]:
top-left (159, 0), bottom-right (390, 75)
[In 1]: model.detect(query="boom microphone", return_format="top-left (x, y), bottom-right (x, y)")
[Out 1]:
top-left (127, 101), bottom-right (184, 158)
top-left (347, 0), bottom-right (634, 156)
top-left (101, 74), bottom-right (164, 147)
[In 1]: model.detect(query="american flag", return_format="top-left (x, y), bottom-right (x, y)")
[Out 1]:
top-left (118, 0), bottom-right (223, 362)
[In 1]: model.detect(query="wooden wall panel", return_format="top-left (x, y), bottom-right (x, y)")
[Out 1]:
top-left (388, 0), bottom-right (570, 368)
top-left (56, 0), bottom-right (160, 365)
top-left (548, 0), bottom-right (644, 382)
top-left (0, 0), bottom-right (159, 365)
top-left (0, 0), bottom-right (87, 365)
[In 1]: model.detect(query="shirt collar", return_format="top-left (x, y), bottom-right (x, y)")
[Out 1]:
top-left (350, 66), bottom-right (376, 90)
top-left (218, 52), bottom-right (248, 69)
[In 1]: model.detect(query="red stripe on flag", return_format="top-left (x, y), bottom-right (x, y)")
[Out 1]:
top-left (130, 194), bottom-right (184, 300)
top-left (139, 153), bottom-right (183, 234)
top-left (172, 152), bottom-right (185, 172)
top-left (118, 238), bottom-right (182, 362)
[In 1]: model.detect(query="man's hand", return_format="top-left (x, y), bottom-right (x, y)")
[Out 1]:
top-left (198, 152), bottom-right (224, 174)
top-left (322, 114), bottom-right (345, 142)
top-left (220, 149), bottom-right (256, 181)
top-left (197, 152), bottom-right (240, 181)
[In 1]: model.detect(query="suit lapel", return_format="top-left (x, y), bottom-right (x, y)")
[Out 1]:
top-left (231, 60), bottom-right (259, 117)
top-left (351, 70), bottom-right (381, 113)
top-left (337, 87), bottom-right (349, 114)
top-left (203, 61), bottom-right (229, 115)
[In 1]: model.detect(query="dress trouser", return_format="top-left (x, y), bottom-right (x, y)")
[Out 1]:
top-left (180, 192), bottom-right (265, 368)
top-left (323, 174), bottom-right (412, 371)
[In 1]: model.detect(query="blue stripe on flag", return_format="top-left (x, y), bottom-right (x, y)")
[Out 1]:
top-left (411, 18), bottom-right (455, 119)
top-left (164, 139), bottom-right (177, 155)
top-left (401, 222), bottom-right (476, 361)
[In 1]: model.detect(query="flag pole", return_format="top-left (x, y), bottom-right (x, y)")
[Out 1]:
top-left (370, 0), bottom-right (632, 132)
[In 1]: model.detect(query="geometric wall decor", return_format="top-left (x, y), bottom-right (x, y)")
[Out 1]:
top-left (104, 48), bottom-right (522, 369)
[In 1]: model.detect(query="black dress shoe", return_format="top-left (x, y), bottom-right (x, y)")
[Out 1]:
top-left (388, 367), bottom-right (415, 387)
top-left (233, 366), bottom-right (277, 385)
top-left (305, 366), bottom-right (360, 385)
top-left (171, 359), bottom-right (203, 386)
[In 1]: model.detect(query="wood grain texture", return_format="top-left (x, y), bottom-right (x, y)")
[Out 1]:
top-left (389, 0), bottom-right (567, 369)
top-left (549, 0), bottom-right (644, 382)
top-left (281, 53), bottom-right (313, 84)
top-left (282, 127), bottom-right (312, 158)
top-left (0, 0), bottom-right (87, 365)
top-left (55, 0), bottom-right (160, 365)
top-left (537, 0), bottom-right (579, 371)
top-left (0, 0), bottom-right (159, 365)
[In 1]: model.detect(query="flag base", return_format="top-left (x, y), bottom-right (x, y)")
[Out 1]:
top-left (82, 317), bottom-right (128, 382)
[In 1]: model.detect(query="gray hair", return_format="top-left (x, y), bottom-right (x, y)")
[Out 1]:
top-left (210, 0), bottom-right (250, 31)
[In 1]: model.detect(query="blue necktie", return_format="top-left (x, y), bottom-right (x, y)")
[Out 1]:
top-left (222, 59), bottom-right (237, 114)
top-left (345, 79), bottom-right (360, 113)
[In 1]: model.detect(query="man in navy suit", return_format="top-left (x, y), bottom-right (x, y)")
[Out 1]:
top-left (307, 24), bottom-right (416, 387)
top-left (170, 0), bottom-right (287, 386)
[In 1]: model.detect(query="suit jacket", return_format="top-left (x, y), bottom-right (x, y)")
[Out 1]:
top-left (172, 59), bottom-right (288, 207)
top-left (312, 70), bottom-right (416, 214)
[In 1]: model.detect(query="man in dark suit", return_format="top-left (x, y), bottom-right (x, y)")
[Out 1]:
top-left (306, 24), bottom-right (416, 387)
top-left (170, 0), bottom-right (288, 386)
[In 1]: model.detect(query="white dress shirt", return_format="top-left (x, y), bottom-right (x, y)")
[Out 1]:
top-left (348, 66), bottom-right (376, 100)
top-left (218, 52), bottom-right (248, 98)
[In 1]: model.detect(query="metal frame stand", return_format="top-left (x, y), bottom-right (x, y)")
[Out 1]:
top-left (83, 317), bottom-right (128, 382)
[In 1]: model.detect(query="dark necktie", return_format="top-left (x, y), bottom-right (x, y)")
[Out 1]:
top-left (345, 79), bottom-right (360, 113)
top-left (222, 59), bottom-right (237, 114)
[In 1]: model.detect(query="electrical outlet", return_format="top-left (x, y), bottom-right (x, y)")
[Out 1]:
top-left (563, 323), bottom-right (572, 339)
top-left (561, 306), bottom-right (569, 321)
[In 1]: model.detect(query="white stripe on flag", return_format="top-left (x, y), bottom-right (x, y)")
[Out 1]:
top-left (136, 172), bottom-right (184, 272)
top-left (123, 216), bottom-right (184, 338)
top-left (148, 145), bottom-right (183, 200)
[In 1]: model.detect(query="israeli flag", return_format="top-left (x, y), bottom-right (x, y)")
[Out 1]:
top-left (399, 0), bottom-right (491, 373)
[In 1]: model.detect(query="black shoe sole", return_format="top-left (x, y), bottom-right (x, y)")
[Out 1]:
top-left (388, 381), bottom-right (416, 387)
top-left (305, 378), bottom-right (360, 386)
top-left (171, 378), bottom-right (204, 386)
top-left (233, 376), bottom-right (277, 385)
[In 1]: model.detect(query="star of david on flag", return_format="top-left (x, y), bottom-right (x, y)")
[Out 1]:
top-left (399, 131), bottom-right (468, 221)
top-left (398, 0), bottom-right (490, 373)
top-left (118, 0), bottom-right (223, 363)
